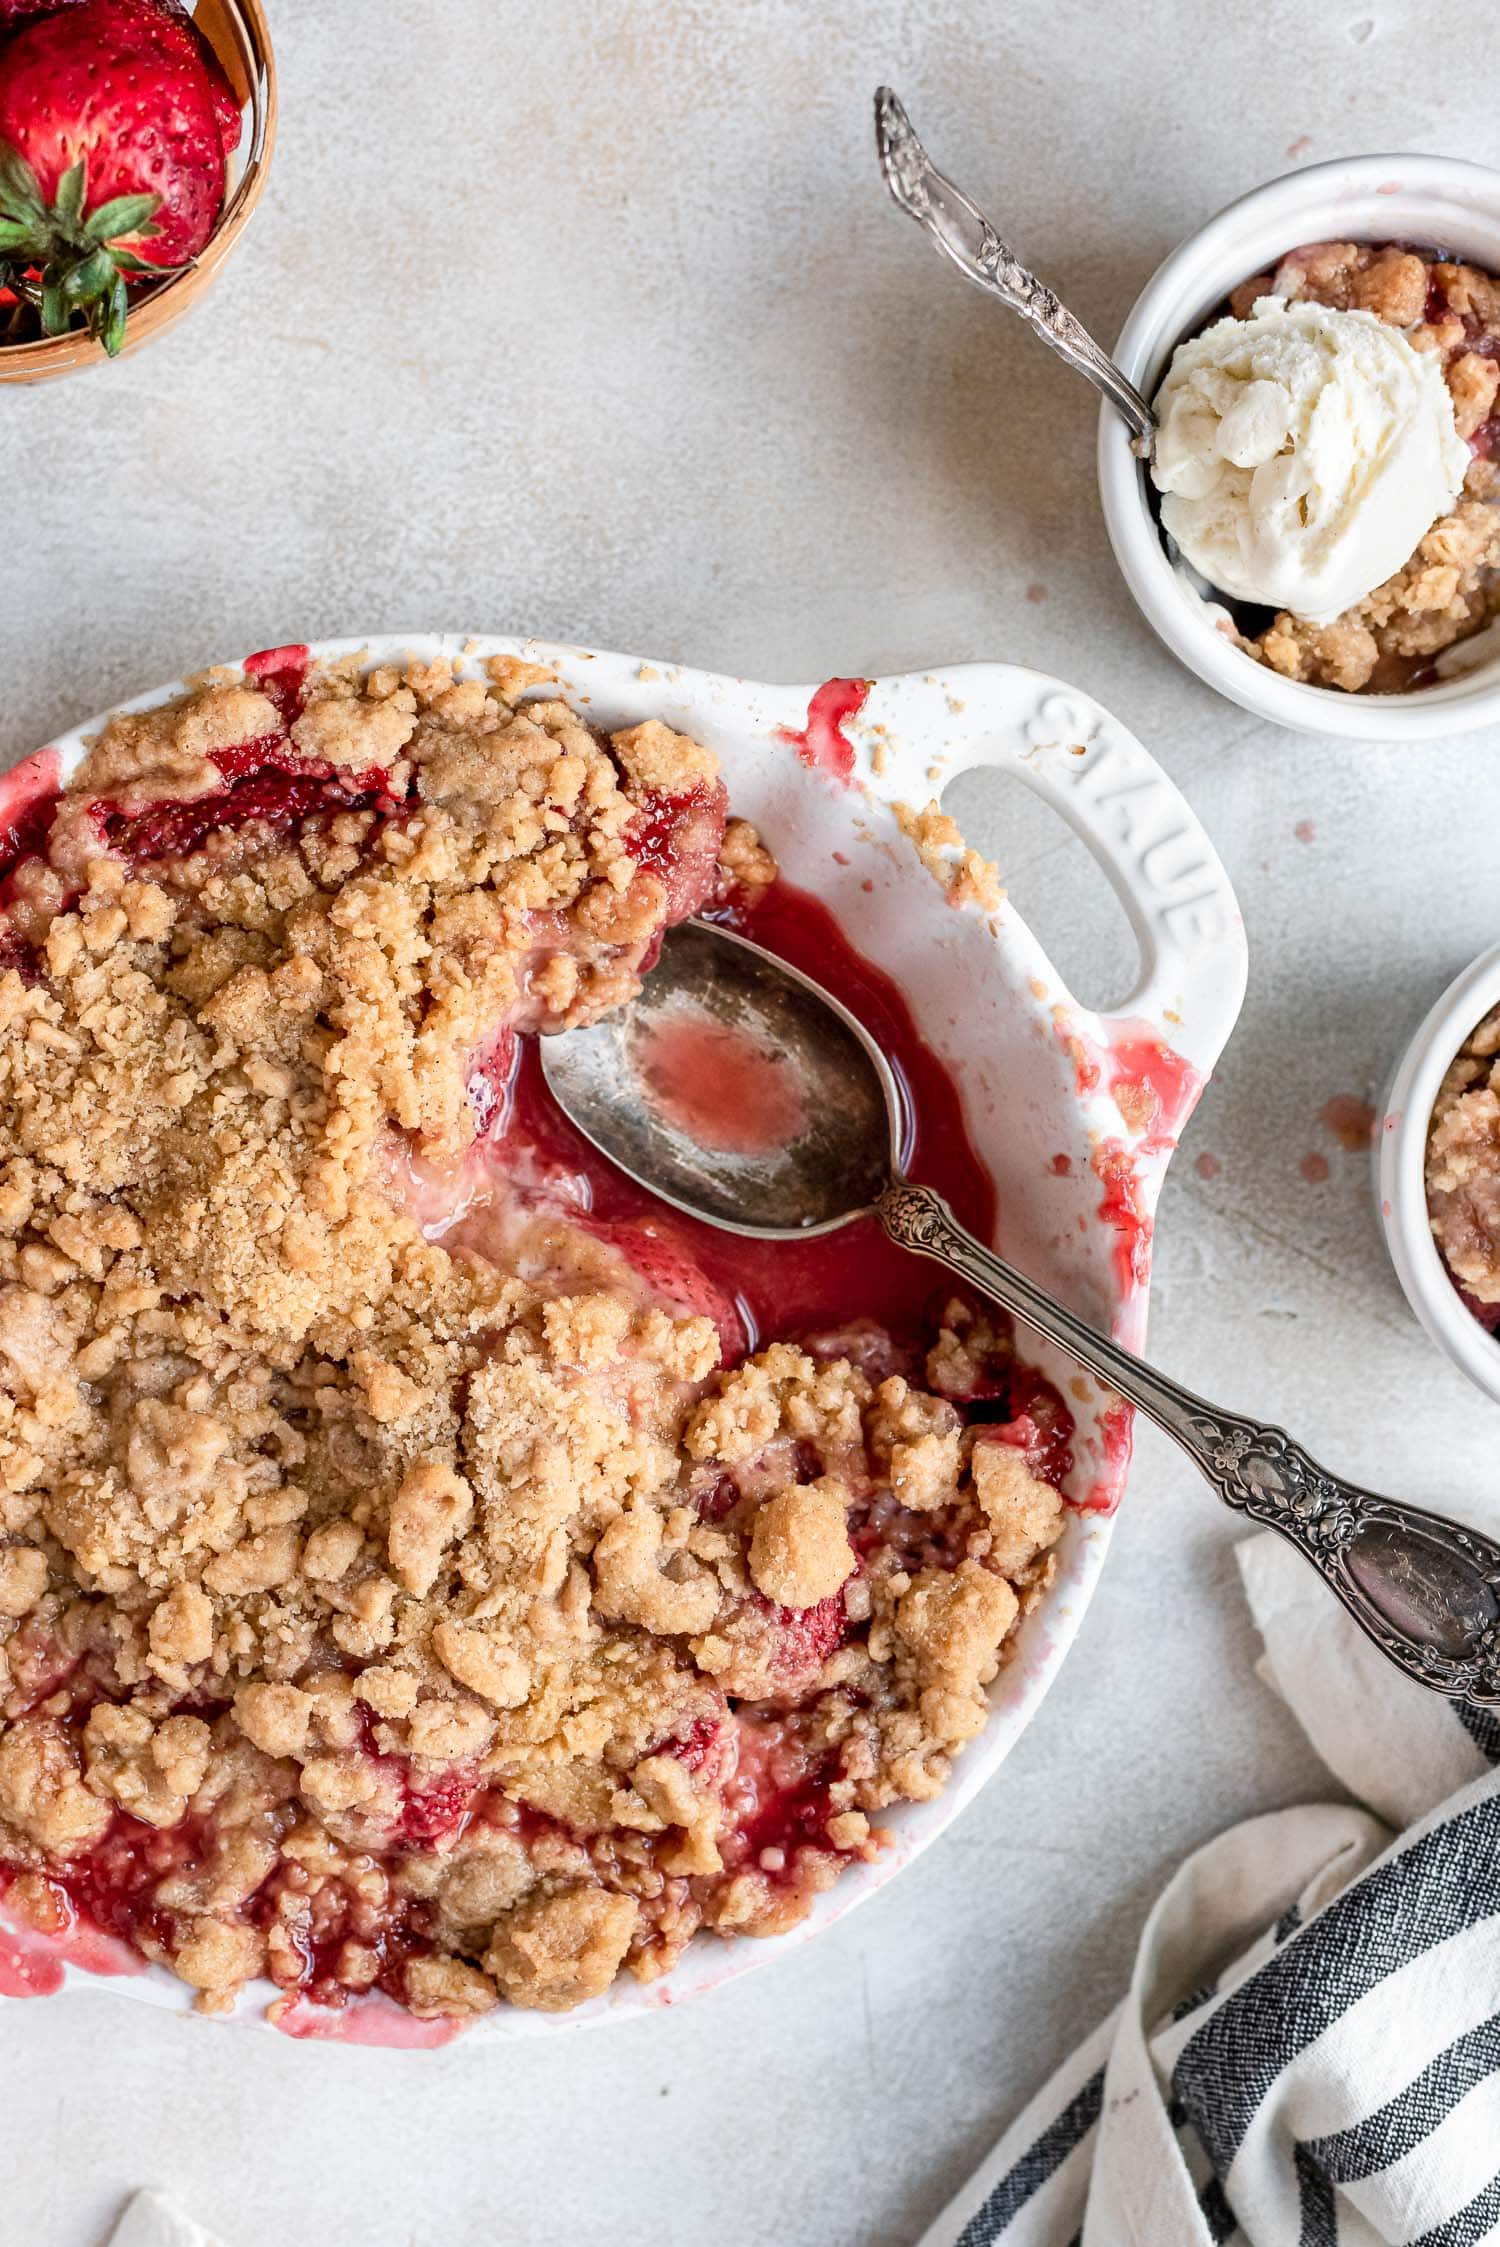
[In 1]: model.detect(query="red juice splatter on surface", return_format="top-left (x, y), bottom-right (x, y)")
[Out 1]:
top-left (1054, 1014), bottom-right (1201, 1149)
top-left (1194, 1151), bottom-right (1222, 1181)
top-left (1053, 1014), bottom-right (1202, 1303)
top-left (1091, 1142), bottom-right (1151, 1296)
top-left (1294, 819), bottom-right (1316, 843)
top-left (1301, 1151), bottom-right (1330, 1184)
top-left (1084, 1401), bottom-right (1136, 1513)
top-left (1318, 1094), bottom-right (1376, 1152)
top-left (776, 679), bottom-right (871, 784)
top-left (635, 1009), bottom-right (806, 1157)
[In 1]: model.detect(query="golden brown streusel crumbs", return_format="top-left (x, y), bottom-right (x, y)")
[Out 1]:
top-left (892, 801), bottom-right (1004, 913)
top-left (1225, 244), bottom-right (1500, 691)
top-left (0, 658), bottom-right (1067, 2021)
top-left (1427, 1004), bottom-right (1500, 1306)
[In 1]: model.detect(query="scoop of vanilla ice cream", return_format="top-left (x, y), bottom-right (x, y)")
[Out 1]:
top-left (1151, 297), bottom-right (1469, 623)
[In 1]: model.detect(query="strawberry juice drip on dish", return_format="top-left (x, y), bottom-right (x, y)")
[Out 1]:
top-left (1055, 1011), bottom-right (1202, 1303)
top-left (0, 747), bottom-right (62, 874)
top-left (776, 679), bottom-right (871, 783)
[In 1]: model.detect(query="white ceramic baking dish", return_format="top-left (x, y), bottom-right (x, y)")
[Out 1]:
top-left (0, 635), bottom-right (1246, 2042)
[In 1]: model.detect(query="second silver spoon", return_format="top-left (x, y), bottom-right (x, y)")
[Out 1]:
top-left (874, 85), bottom-right (1157, 450)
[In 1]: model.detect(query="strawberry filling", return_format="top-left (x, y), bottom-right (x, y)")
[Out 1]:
top-left (48, 1809), bottom-right (206, 1957)
top-left (720, 1715), bottom-right (841, 1881)
top-left (623, 779), bottom-right (729, 927)
top-left (91, 739), bottom-right (405, 868)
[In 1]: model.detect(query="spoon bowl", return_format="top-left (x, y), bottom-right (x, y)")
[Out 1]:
top-left (540, 921), bottom-right (899, 1236)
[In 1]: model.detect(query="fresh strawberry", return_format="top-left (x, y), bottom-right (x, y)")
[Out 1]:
top-left (188, 18), bottom-right (242, 156)
top-left (0, 0), bottom-right (227, 355)
top-left (0, 1), bottom-right (83, 29)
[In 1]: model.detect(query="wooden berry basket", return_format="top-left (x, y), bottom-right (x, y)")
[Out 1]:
top-left (0, 0), bottom-right (275, 385)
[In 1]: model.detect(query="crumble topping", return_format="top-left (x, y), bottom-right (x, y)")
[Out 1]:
top-left (1426, 1002), bottom-right (1500, 1315)
top-left (0, 654), bottom-right (1068, 2020)
top-left (892, 802), bottom-right (1004, 913)
top-left (1221, 243), bottom-right (1500, 692)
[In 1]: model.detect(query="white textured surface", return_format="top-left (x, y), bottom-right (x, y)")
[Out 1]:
top-left (3, 5), bottom-right (1500, 2244)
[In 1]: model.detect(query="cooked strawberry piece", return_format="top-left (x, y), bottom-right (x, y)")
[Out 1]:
top-left (591, 1213), bottom-right (747, 1363)
top-left (659, 1711), bottom-right (736, 1794)
top-left (667, 1715), bottom-right (724, 1771)
top-left (0, 748), bottom-right (59, 887)
top-left (623, 779), bottom-right (729, 927)
top-left (734, 1756), bottom-right (838, 1867)
top-left (466, 1023), bottom-right (518, 1138)
top-left (59, 1809), bottom-right (203, 1952)
top-left (93, 740), bottom-right (402, 868)
top-left (757, 1589), bottom-right (848, 1682)
top-left (243, 644), bottom-right (312, 725)
top-left (720, 1717), bottom-right (843, 1876)
top-left (1003, 1366), bottom-right (1076, 1487)
top-left (694, 1471), bottom-right (740, 1523)
top-left (393, 1764), bottom-right (481, 1848)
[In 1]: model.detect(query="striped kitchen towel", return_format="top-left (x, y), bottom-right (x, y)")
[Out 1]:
top-left (920, 1531), bottom-right (1500, 2247)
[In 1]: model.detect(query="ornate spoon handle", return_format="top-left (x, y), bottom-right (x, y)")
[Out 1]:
top-left (879, 1182), bottom-right (1500, 1705)
top-left (873, 86), bottom-right (1157, 449)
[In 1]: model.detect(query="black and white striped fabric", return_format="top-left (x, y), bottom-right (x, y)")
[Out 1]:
top-left (921, 1533), bottom-right (1500, 2247)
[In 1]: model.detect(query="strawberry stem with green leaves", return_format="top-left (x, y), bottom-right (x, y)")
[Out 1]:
top-left (0, 140), bottom-right (176, 355)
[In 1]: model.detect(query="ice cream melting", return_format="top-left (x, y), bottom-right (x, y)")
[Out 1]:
top-left (1151, 296), bottom-right (1469, 623)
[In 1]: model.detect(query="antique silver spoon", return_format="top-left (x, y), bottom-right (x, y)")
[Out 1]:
top-left (543, 918), bottom-right (1500, 1706)
top-left (873, 86), bottom-right (1158, 450)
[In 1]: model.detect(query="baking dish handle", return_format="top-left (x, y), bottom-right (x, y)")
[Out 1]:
top-left (867, 666), bottom-right (1247, 1079)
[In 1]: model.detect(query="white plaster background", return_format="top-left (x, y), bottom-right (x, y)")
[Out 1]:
top-left (3, 2), bottom-right (1500, 2241)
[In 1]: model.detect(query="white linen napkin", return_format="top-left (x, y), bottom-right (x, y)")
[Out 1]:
top-left (108, 2192), bottom-right (228, 2247)
top-left (920, 1530), bottom-right (1500, 2247)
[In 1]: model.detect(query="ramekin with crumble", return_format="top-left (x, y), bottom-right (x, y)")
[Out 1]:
top-left (1426, 1001), bottom-right (1500, 1332)
top-left (0, 649), bottom-right (1074, 2023)
top-left (1161, 242), bottom-right (1500, 694)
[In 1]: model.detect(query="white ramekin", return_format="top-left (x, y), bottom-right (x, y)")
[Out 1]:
top-left (1098, 154), bottom-right (1500, 740)
top-left (1377, 942), bottom-right (1500, 1405)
